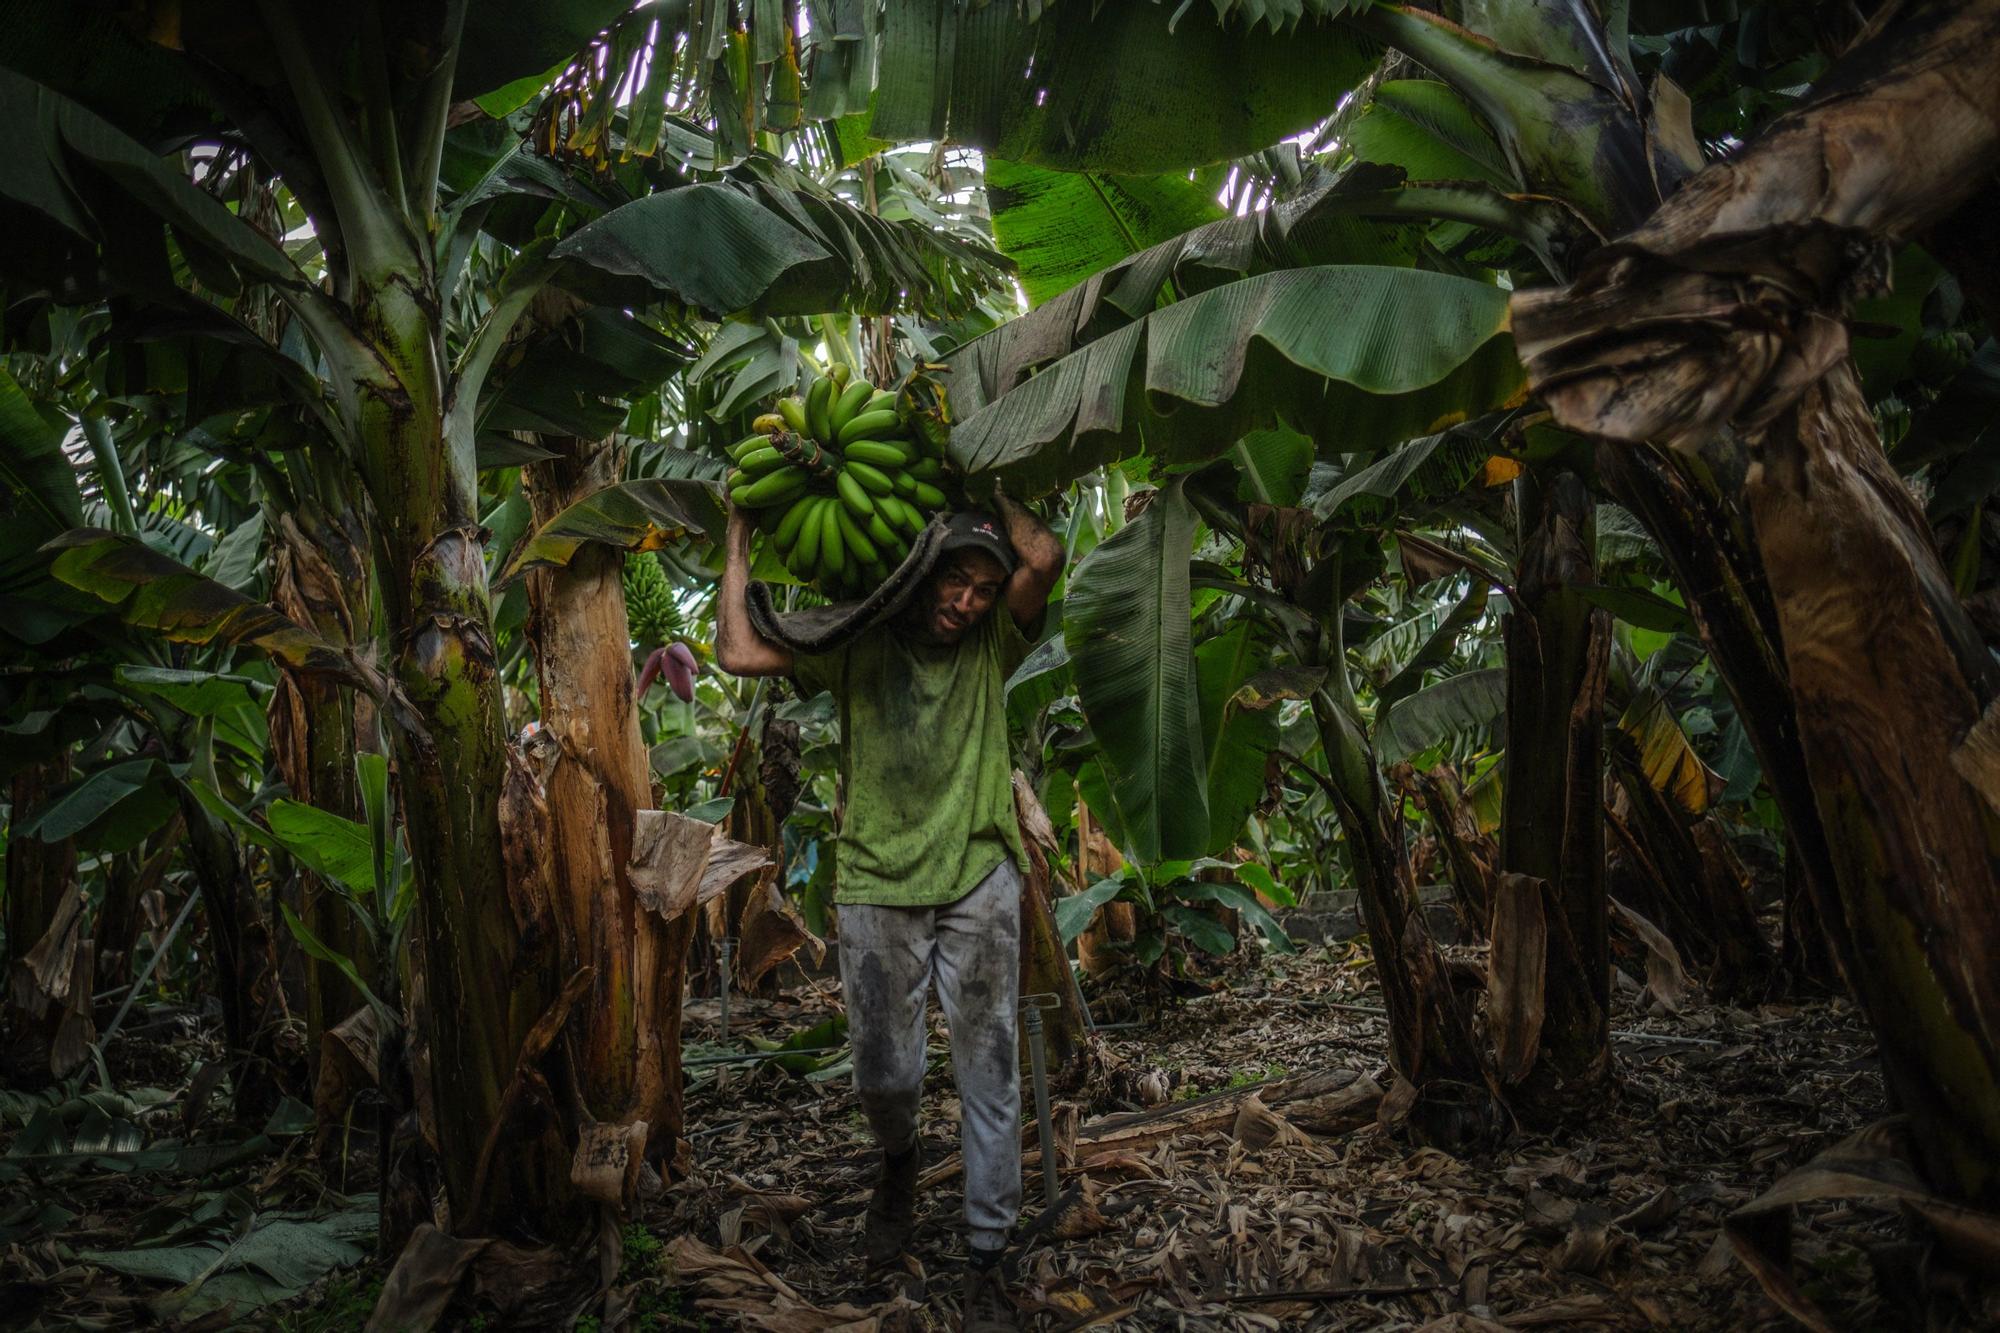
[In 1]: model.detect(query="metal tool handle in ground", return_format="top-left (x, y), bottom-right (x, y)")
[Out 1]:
top-left (717, 937), bottom-right (737, 1085)
top-left (1021, 992), bottom-right (1061, 1207)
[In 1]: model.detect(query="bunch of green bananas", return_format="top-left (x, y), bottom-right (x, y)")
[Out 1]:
top-left (622, 550), bottom-right (680, 645)
top-left (724, 365), bottom-right (950, 598)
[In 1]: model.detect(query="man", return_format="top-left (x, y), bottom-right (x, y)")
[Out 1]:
top-left (715, 494), bottom-right (1064, 1333)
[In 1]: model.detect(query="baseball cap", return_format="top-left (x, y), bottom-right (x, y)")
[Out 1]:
top-left (937, 510), bottom-right (1017, 576)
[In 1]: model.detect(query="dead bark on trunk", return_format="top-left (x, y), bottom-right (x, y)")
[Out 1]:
top-left (269, 510), bottom-right (375, 1053)
top-left (1604, 735), bottom-right (1774, 1000)
top-left (1594, 443), bottom-right (1847, 949)
top-left (1498, 469), bottom-right (1613, 1118)
top-left (524, 438), bottom-right (695, 1180)
top-left (1403, 764), bottom-right (1493, 943)
top-left (1014, 774), bottom-right (1090, 1070)
top-left (1512, 0), bottom-right (2000, 1202)
top-left (1072, 800), bottom-right (1133, 978)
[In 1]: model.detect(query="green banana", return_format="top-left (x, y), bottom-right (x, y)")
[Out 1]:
top-left (892, 469), bottom-right (918, 498)
top-left (737, 446), bottom-right (785, 475)
top-left (829, 362), bottom-right (851, 388)
top-left (774, 495), bottom-right (815, 552)
top-left (622, 552), bottom-right (679, 644)
top-left (845, 460), bottom-right (897, 496)
top-left (865, 390), bottom-right (899, 416)
top-left (805, 376), bottom-right (833, 443)
top-left (866, 512), bottom-right (899, 548)
top-left (907, 456), bottom-right (943, 482)
top-left (881, 494), bottom-right (925, 536)
top-left (835, 467), bottom-right (876, 518)
top-left (739, 465), bottom-right (809, 507)
top-left (829, 380), bottom-right (872, 434)
top-left (728, 433), bottom-right (771, 463)
top-left (837, 409), bottom-right (900, 447)
top-left (843, 440), bottom-right (913, 469)
top-left (817, 501), bottom-right (847, 577)
top-left (793, 496), bottom-right (826, 568)
top-left (912, 481), bottom-right (948, 509)
top-left (776, 396), bottom-right (809, 435)
top-left (834, 505), bottom-right (879, 566)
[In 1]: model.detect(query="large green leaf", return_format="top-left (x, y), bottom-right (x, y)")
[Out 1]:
top-left (0, 67), bottom-right (301, 297)
top-left (18, 757), bottom-right (178, 853)
top-left (114, 666), bottom-right (269, 718)
top-left (0, 368), bottom-right (80, 547)
top-left (950, 162), bottom-right (1427, 412)
top-left (985, 159), bottom-right (1224, 307)
top-left (44, 529), bottom-right (354, 679)
top-left (1064, 481), bottom-right (1207, 862)
top-left (268, 800), bottom-right (378, 897)
top-left (1055, 876), bottom-right (1127, 945)
top-left (951, 265), bottom-right (1522, 495)
top-left (458, 0), bottom-right (632, 101)
top-left (1376, 583), bottom-right (1490, 707)
top-left (1312, 427), bottom-right (1500, 528)
top-left (551, 179), bottom-right (1009, 320)
top-left (872, 1), bottom-right (1376, 173)
top-left (1343, 80), bottom-right (1514, 188)
top-left (498, 480), bottom-right (726, 582)
top-left (1195, 624), bottom-right (1278, 858)
top-left (1375, 665), bottom-right (1507, 763)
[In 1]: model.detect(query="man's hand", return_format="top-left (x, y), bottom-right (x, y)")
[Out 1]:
top-left (713, 502), bottom-right (795, 677)
top-left (993, 490), bottom-right (1064, 633)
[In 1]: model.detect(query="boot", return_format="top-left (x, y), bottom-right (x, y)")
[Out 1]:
top-left (961, 1248), bottom-right (1016, 1332)
top-left (863, 1143), bottom-right (920, 1269)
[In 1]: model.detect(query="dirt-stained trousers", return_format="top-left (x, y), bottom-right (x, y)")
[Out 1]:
top-left (837, 857), bottom-right (1022, 1251)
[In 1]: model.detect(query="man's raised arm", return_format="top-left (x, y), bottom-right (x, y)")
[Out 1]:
top-left (995, 492), bottom-right (1064, 632)
top-left (713, 505), bottom-right (794, 677)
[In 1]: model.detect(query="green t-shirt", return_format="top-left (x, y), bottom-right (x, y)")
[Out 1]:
top-left (792, 609), bottom-right (1030, 907)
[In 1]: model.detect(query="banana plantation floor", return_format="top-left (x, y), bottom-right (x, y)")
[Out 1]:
top-left (656, 949), bottom-right (1949, 1332)
top-left (7, 941), bottom-right (1994, 1330)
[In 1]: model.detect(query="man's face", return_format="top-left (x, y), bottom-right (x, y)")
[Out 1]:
top-left (919, 550), bottom-right (1009, 643)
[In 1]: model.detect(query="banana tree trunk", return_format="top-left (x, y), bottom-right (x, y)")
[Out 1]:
top-left (1498, 468), bottom-right (1612, 1116)
top-left (1512, 0), bottom-right (2000, 1204)
top-left (344, 261), bottom-right (573, 1236)
top-left (3, 754), bottom-right (78, 1079)
top-left (176, 786), bottom-right (296, 1117)
top-left (523, 436), bottom-right (696, 1174)
top-left (1594, 442), bottom-right (1847, 948)
top-left (270, 507), bottom-right (376, 1051)
top-left (1309, 690), bottom-right (1486, 1139)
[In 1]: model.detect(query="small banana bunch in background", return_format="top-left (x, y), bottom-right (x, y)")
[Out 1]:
top-left (725, 364), bottom-right (950, 597)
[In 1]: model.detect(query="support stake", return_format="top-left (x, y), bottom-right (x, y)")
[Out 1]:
top-left (1022, 992), bottom-right (1060, 1206)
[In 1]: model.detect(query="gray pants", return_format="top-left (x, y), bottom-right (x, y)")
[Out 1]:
top-left (837, 857), bottom-right (1021, 1250)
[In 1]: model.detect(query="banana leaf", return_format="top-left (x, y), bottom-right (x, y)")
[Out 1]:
top-left (551, 178), bottom-right (1010, 320)
top-left (951, 265), bottom-right (1522, 496)
top-left (499, 480), bottom-right (727, 582)
top-left (44, 530), bottom-right (354, 679)
top-left (871, 0), bottom-right (1375, 173)
top-left (1196, 624), bottom-right (1279, 858)
top-left (985, 159), bottom-right (1224, 306)
top-left (1375, 665), bottom-right (1507, 764)
top-left (1064, 481), bottom-right (1207, 862)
